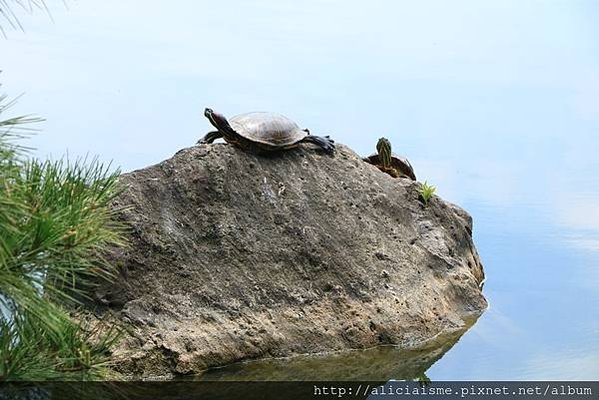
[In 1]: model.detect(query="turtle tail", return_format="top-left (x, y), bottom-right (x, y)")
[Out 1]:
top-left (301, 135), bottom-right (335, 153)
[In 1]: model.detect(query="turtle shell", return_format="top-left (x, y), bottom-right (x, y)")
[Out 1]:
top-left (229, 112), bottom-right (308, 147)
top-left (364, 153), bottom-right (417, 181)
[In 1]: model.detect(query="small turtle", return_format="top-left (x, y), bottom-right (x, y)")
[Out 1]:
top-left (364, 137), bottom-right (416, 180)
top-left (198, 108), bottom-right (335, 153)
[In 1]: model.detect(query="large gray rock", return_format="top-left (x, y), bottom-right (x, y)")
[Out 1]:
top-left (96, 143), bottom-right (486, 378)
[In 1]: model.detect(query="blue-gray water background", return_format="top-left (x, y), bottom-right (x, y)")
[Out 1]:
top-left (1, 0), bottom-right (598, 379)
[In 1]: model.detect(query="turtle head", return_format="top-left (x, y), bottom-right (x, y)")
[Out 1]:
top-left (204, 108), bottom-right (235, 135)
top-left (376, 137), bottom-right (392, 168)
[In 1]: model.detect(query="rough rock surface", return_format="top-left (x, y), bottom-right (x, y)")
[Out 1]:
top-left (94, 143), bottom-right (487, 378)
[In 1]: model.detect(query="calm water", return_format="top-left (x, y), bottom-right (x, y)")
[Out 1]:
top-left (1, 1), bottom-right (598, 380)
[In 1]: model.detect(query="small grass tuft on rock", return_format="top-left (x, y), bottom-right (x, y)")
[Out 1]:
top-left (419, 181), bottom-right (436, 205)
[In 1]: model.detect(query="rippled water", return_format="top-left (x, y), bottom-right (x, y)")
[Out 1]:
top-left (1, 0), bottom-right (598, 380)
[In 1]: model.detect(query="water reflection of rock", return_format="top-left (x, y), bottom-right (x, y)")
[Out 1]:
top-left (196, 316), bottom-right (479, 381)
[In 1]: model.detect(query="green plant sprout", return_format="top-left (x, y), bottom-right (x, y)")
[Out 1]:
top-left (419, 181), bottom-right (436, 205)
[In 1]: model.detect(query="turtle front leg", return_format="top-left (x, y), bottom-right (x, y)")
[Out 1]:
top-left (197, 130), bottom-right (223, 144)
top-left (300, 135), bottom-right (335, 153)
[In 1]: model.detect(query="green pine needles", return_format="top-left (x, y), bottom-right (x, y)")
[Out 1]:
top-left (0, 88), bottom-right (125, 380)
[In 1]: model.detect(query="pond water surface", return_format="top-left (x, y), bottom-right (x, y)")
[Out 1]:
top-left (1, 0), bottom-right (598, 380)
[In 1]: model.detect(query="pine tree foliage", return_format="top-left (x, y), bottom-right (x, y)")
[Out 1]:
top-left (0, 87), bottom-right (125, 380)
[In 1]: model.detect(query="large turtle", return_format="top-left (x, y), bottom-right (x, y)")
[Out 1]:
top-left (364, 137), bottom-right (416, 180)
top-left (198, 108), bottom-right (335, 153)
